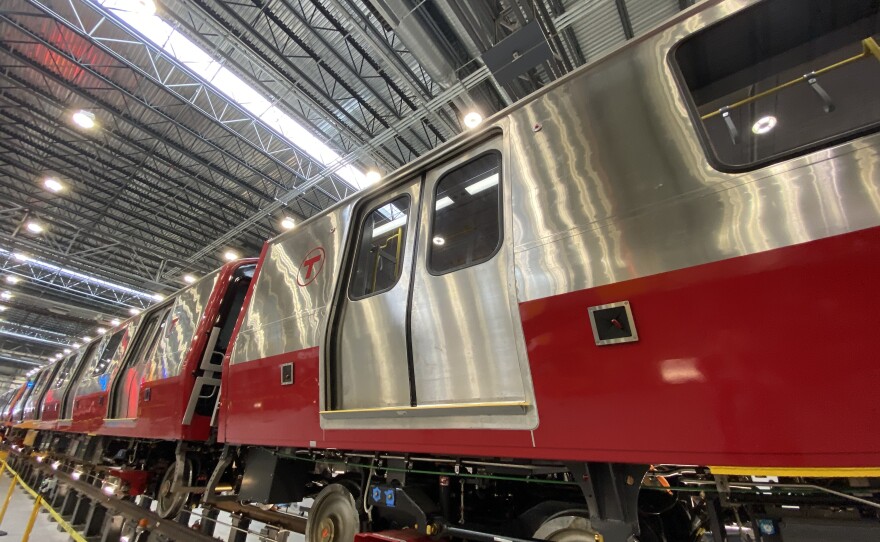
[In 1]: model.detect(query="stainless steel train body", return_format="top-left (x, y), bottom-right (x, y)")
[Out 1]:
top-left (225, 0), bottom-right (880, 457)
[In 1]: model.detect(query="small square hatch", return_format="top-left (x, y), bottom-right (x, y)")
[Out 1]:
top-left (280, 362), bottom-right (294, 385)
top-left (588, 301), bottom-right (639, 346)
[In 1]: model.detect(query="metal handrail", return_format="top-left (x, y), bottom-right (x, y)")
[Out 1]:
top-left (701, 37), bottom-right (880, 120)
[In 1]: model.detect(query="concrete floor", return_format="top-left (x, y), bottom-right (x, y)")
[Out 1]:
top-left (0, 472), bottom-right (70, 541)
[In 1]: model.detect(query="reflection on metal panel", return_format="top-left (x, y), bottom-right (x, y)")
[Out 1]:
top-left (335, 184), bottom-right (419, 410)
top-left (149, 270), bottom-right (219, 380)
top-left (230, 207), bottom-right (352, 364)
top-left (508, 3), bottom-right (880, 302)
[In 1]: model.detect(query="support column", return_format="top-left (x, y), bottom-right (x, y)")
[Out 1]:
top-left (83, 501), bottom-right (108, 539)
top-left (227, 514), bottom-right (251, 542)
top-left (98, 514), bottom-right (124, 542)
top-left (199, 507), bottom-right (220, 536)
top-left (71, 493), bottom-right (91, 528)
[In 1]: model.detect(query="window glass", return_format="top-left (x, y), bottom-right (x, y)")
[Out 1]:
top-left (349, 195), bottom-right (411, 299)
top-left (53, 352), bottom-right (84, 390)
top-left (74, 324), bottom-right (136, 397)
top-left (429, 152), bottom-right (502, 274)
top-left (674, 0), bottom-right (880, 169)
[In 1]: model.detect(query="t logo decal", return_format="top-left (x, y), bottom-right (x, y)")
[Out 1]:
top-left (296, 247), bottom-right (325, 287)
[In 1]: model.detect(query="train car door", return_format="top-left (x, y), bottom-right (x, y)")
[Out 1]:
top-left (331, 181), bottom-right (420, 410)
top-left (107, 304), bottom-right (173, 419)
top-left (410, 139), bottom-right (527, 407)
top-left (328, 136), bottom-right (530, 415)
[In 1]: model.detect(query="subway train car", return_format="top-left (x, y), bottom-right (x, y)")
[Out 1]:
top-left (12, 258), bottom-right (257, 514)
top-left (197, 0), bottom-right (880, 541)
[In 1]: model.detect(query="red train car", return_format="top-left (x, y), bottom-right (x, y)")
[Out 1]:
top-left (208, 0), bottom-right (880, 540)
top-left (7, 1), bottom-right (880, 541)
top-left (14, 259), bottom-right (256, 514)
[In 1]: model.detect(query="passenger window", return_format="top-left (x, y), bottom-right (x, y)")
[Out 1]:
top-left (93, 328), bottom-right (127, 377)
top-left (349, 195), bottom-right (411, 299)
top-left (674, 0), bottom-right (880, 170)
top-left (429, 152), bottom-right (502, 274)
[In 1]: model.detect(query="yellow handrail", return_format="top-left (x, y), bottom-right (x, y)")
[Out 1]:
top-left (0, 458), bottom-right (88, 542)
top-left (701, 37), bottom-right (880, 120)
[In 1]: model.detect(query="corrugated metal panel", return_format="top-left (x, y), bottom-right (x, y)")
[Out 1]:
top-left (562, 0), bottom-right (628, 62)
top-left (626, 0), bottom-right (682, 36)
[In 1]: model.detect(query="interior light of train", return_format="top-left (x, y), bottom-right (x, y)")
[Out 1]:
top-left (463, 111), bottom-right (483, 128)
top-left (465, 173), bottom-right (499, 195)
top-left (43, 177), bottom-right (64, 193)
top-left (435, 196), bottom-right (454, 211)
top-left (72, 110), bottom-right (96, 130)
top-left (372, 216), bottom-right (407, 238)
top-left (752, 115), bottom-right (777, 135)
top-left (433, 236), bottom-right (446, 246)
top-left (25, 221), bottom-right (44, 234)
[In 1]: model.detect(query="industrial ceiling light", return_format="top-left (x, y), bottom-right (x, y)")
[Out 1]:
top-left (72, 109), bottom-right (96, 129)
top-left (183, 274), bottom-right (196, 284)
top-left (43, 177), bottom-right (64, 193)
top-left (752, 115), bottom-right (777, 135)
top-left (54, 353), bottom-right (63, 359)
top-left (0, 306), bottom-right (6, 312)
top-left (433, 236), bottom-right (446, 246)
top-left (110, 318), bottom-right (121, 326)
top-left (25, 221), bottom-right (44, 234)
top-left (72, 342), bottom-right (81, 348)
top-left (224, 250), bottom-right (239, 261)
top-left (5, 276), bottom-right (19, 285)
top-left (129, 308), bottom-right (141, 316)
top-left (280, 217), bottom-right (296, 230)
top-left (63, 348), bottom-right (71, 354)
top-left (364, 170), bottom-right (382, 185)
top-left (463, 111), bottom-right (483, 129)
top-left (12, 253), bottom-right (31, 262)
top-left (96, 327), bottom-right (107, 334)
top-left (1, 291), bottom-right (12, 300)
top-left (82, 335), bottom-right (92, 342)
top-left (151, 293), bottom-right (164, 301)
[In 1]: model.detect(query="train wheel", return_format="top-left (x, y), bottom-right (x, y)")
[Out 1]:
top-left (306, 484), bottom-right (360, 542)
top-left (156, 458), bottom-right (193, 519)
top-left (533, 511), bottom-right (598, 542)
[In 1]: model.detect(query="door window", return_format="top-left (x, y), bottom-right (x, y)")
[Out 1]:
top-left (348, 195), bottom-right (412, 299)
top-left (429, 152), bottom-right (502, 274)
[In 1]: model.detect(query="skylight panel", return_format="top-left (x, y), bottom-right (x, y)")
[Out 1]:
top-left (100, 1), bottom-right (371, 190)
